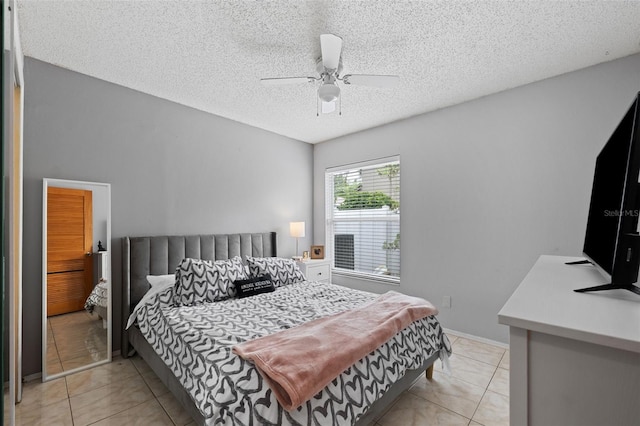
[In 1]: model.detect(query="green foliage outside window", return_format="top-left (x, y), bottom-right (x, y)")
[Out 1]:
top-left (376, 164), bottom-right (400, 182)
top-left (382, 233), bottom-right (400, 251)
top-left (333, 170), bottom-right (399, 211)
top-left (337, 191), bottom-right (399, 210)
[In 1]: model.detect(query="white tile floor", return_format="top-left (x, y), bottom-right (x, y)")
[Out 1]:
top-left (46, 310), bottom-right (109, 376)
top-left (11, 333), bottom-right (508, 425)
top-left (375, 334), bottom-right (509, 426)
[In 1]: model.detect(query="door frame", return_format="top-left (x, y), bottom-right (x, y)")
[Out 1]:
top-left (5, 0), bottom-right (25, 418)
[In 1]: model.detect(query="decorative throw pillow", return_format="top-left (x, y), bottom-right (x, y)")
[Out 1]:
top-left (234, 274), bottom-right (275, 298)
top-left (246, 256), bottom-right (306, 288)
top-left (174, 256), bottom-right (248, 306)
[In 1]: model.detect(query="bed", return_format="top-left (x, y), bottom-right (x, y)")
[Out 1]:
top-left (85, 279), bottom-right (108, 327)
top-left (122, 232), bottom-right (451, 425)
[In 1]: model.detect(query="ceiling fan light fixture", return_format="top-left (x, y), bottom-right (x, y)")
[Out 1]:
top-left (318, 83), bottom-right (340, 103)
top-left (321, 101), bottom-right (336, 114)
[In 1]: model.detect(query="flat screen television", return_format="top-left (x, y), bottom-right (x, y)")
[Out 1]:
top-left (573, 92), bottom-right (640, 295)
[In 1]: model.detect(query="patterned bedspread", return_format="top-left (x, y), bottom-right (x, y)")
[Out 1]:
top-left (84, 281), bottom-right (108, 313)
top-left (134, 282), bottom-right (451, 425)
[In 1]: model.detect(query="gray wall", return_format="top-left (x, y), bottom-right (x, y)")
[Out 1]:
top-left (314, 53), bottom-right (640, 344)
top-left (23, 57), bottom-right (313, 376)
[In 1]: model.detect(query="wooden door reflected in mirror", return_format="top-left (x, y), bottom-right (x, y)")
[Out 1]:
top-left (42, 179), bottom-right (112, 381)
top-left (47, 187), bottom-right (93, 315)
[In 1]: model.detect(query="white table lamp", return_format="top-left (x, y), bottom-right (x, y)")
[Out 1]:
top-left (290, 221), bottom-right (305, 257)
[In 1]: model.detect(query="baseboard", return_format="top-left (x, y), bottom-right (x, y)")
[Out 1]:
top-left (23, 372), bottom-right (42, 383)
top-left (443, 328), bottom-right (509, 349)
top-left (23, 351), bottom-right (122, 383)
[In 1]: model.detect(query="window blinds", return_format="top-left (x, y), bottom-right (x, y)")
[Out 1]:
top-left (325, 157), bottom-right (400, 281)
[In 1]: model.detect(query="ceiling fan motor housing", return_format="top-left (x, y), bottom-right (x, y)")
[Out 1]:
top-left (316, 57), bottom-right (343, 75)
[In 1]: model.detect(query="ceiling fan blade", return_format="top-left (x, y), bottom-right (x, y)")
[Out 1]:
top-left (343, 74), bottom-right (400, 88)
top-left (261, 77), bottom-right (315, 86)
top-left (321, 101), bottom-right (336, 114)
top-left (320, 34), bottom-right (343, 70)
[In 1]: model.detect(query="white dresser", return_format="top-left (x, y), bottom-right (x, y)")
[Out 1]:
top-left (498, 255), bottom-right (640, 426)
top-left (296, 259), bottom-right (331, 284)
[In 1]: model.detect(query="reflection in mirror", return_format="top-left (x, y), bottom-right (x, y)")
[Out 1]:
top-left (42, 179), bottom-right (112, 381)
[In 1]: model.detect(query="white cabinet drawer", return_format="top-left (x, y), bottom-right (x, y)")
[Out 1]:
top-left (305, 264), bottom-right (330, 282)
top-left (296, 260), bottom-right (331, 284)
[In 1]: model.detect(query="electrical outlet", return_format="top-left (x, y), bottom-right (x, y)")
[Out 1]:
top-left (442, 296), bottom-right (451, 308)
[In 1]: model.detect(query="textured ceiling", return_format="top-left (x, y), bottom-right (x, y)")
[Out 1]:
top-left (16, 0), bottom-right (640, 143)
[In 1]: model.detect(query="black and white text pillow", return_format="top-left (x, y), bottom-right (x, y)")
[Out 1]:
top-left (246, 256), bottom-right (306, 288)
top-left (234, 274), bottom-right (275, 298)
top-left (174, 257), bottom-right (248, 306)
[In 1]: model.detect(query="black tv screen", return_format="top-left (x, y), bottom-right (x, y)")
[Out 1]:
top-left (581, 92), bottom-right (640, 294)
top-left (583, 97), bottom-right (638, 276)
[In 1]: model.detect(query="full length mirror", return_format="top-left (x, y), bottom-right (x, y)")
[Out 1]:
top-left (42, 178), bottom-right (112, 381)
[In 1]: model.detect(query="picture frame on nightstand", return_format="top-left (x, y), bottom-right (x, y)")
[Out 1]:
top-left (310, 245), bottom-right (324, 259)
top-left (302, 250), bottom-right (309, 260)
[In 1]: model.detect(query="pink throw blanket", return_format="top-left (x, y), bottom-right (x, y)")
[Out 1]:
top-left (232, 291), bottom-right (438, 411)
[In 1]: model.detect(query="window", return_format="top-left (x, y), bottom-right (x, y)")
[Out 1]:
top-left (325, 157), bottom-right (400, 283)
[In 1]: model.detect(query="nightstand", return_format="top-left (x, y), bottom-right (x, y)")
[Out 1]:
top-left (296, 259), bottom-right (331, 284)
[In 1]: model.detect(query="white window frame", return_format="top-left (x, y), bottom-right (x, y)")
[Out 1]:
top-left (325, 156), bottom-right (400, 284)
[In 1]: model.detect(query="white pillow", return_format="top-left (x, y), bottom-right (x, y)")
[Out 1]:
top-left (146, 274), bottom-right (175, 288)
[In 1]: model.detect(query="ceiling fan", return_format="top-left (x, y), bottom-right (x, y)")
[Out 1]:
top-left (261, 34), bottom-right (400, 115)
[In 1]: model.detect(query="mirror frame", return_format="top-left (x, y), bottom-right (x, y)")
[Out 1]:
top-left (42, 178), bottom-right (112, 381)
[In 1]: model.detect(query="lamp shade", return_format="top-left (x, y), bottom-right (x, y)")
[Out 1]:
top-left (290, 222), bottom-right (306, 238)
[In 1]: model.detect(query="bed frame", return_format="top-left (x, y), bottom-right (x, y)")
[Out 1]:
top-left (122, 232), bottom-right (437, 425)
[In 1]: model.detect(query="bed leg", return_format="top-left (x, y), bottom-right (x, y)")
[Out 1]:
top-left (426, 364), bottom-right (434, 380)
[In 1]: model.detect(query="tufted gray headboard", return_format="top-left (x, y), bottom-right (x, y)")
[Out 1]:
top-left (122, 232), bottom-right (277, 355)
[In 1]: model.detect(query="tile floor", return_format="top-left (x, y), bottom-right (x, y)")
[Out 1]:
top-left (47, 311), bottom-right (109, 376)
top-left (376, 334), bottom-right (509, 426)
top-left (11, 333), bottom-right (508, 425)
